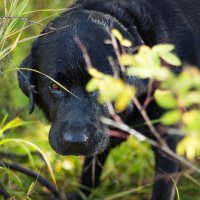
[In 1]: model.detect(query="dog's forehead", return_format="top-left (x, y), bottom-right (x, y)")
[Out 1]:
top-left (32, 31), bottom-right (83, 71)
top-left (32, 29), bottom-right (114, 77)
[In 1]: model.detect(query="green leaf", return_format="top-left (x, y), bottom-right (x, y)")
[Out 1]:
top-left (88, 68), bottom-right (104, 78)
top-left (27, 182), bottom-right (35, 196)
top-left (152, 44), bottom-right (175, 53)
top-left (180, 92), bottom-right (200, 106)
top-left (182, 110), bottom-right (200, 131)
top-left (98, 78), bottom-right (125, 103)
top-left (154, 90), bottom-right (178, 109)
top-left (127, 67), bottom-right (153, 79)
top-left (0, 139), bottom-right (58, 188)
top-left (86, 78), bottom-right (100, 92)
top-left (161, 110), bottom-right (182, 125)
top-left (160, 52), bottom-right (181, 66)
top-left (120, 54), bottom-right (135, 66)
top-left (148, 51), bottom-right (161, 68)
top-left (0, 114), bottom-right (8, 127)
top-left (115, 87), bottom-right (136, 112)
top-left (112, 29), bottom-right (123, 42)
top-left (153, 68), bottom-right (171, 81)
top-left (1, 117), bottom-right (26, 133)
top-left (177, 136), bottom-right (200, 160)
top-left (139, 45), bottom-right (151, 55)
top-left (121, 39), bottom-right (132, 47)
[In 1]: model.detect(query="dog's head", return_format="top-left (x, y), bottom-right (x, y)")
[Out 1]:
top-left (18, 9), bottom-right (146, 156)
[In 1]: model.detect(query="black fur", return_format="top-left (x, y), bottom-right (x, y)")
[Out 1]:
top-left (18, 0), bottom-right (200, 199)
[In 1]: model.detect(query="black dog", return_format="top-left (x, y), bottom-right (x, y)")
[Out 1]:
top-left (18, 0), bottom-right (200, 199)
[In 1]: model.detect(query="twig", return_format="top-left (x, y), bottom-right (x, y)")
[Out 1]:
top-left (110, 32), bottom-right (127, 81)
top-left (74, 37), bottom-right (93, 69)
top-left (101, 117), bottom-right (200, 174)
top-left (101, 117), bottom-right (156, 146)
top-left (143, 78), bottom-right (154, 109)
top-left (0, 183), bottom-right (10, 199)
top-left (0, 151), bottom-right (41, 160)
top-left (105, 183), bottom-right (152, 200)
top-left (106, 102), bottom-right (123, 123)
top-left (92, 156), bottom-right (96, 189)
top-left (0, 152), bottom-right (24, 160)
top-left (0, 162), bottom-right (61, 199)
top-left (133, 97), bottom-right (164, 144)
top-left (154, 169), bottom-right (193, 181)
top-left (0, 16), bottom-right (45, 28)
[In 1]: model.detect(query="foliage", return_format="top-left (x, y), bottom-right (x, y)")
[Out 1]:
top-left (87, 68), bottom-right (136, 112)
top-left (87, 29), bottom-right (200, 161)
top-left (0, 0), bottom-right (30, 60)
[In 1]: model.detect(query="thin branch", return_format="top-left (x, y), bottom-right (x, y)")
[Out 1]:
top-left (0, 16), bottom-right (45, 28)
top-left (0, 152), bottom-right (42, 161)
top-left (110, 33), bottom-right (127, 81)
top-left (0, 162), bottom-right (61, 199)
top-left (133, 97), bottom-right (164, 144)
top-left (101, 117), bottom-right (200, 174)
top-left (105, 183), bottom-right (152, 200)
top-left (143, 78), bottom-right (154, 109)
top-left (92, 156), bottom-right (96, 189)
top-left (106, 102), bottom-right (123, 123)
top-left (74, 37), bottom-right (93, 69)
top-left (0, 152), bottom-right (26, 160)
top-left (0, 183), bottom-right (10, 199)
top-left (101, 117), bottom-right (157, 146)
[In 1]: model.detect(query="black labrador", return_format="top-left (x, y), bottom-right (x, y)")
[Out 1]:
top-left (18, 0), bottom-right (200, 199)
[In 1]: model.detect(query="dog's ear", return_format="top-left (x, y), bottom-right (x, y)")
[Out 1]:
top-left (18, 55), bottom-right (35, 114)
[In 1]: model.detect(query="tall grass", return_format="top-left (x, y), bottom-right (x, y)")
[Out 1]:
top-left (0, 1), bottom-right (59, 199)
top-left (0, 0), bottom-right (31, 61)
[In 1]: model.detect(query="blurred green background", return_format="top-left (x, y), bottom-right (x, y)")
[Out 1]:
top-left (0, 1), bottom-right (200, 200)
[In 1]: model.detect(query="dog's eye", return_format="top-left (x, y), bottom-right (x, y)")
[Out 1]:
top-left (49, 83), bottom-right (61, 92)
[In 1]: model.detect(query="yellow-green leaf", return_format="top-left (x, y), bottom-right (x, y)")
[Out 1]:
top-left (86, 78), bottom-right (100, 92)
top-left (120, 54), bottom-right (135, 66)
top-left (1, 117), bottom-right (26, 133)
top-left (98, 78), bottom-right (124, 103)
top-left (177, 136), bottom-right (200, 160)
top-left (152, 44), bottom-right (175, 53)
top-left (153, 68), bottom-right (171, 81)
top-left (183, 92), bottom-right (200, 106)
top-left (115, 87), bottom-right (136, 112)
top-left (182, 110), bottom-right (200, 131)
top-left (112, 29), bottom-right (123, 42)
top-left (121, 39), bottom-right (132, 47)
top-left (127, 67), bottom-right (153, 79)
top-left (160, 52), bottom-right (181, 66)
top-left (154, 90), bottom-right (177, 109)
top-left (161, 110), bottom-right (182, 125)
top-left (148, 51), bottom-right (161, 68)
top-left (88, 68), bottom-right (104, 78)
top-left (139, 45), bottom-right (151, 55)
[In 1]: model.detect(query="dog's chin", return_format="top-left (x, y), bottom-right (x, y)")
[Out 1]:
top-left (49, 133), bottom-right (109, 156)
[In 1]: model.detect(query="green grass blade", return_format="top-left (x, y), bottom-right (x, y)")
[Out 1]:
top-left (0, 138), bottom-right (58, 189)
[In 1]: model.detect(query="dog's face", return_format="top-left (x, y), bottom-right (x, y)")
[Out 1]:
top-left (18, 10), bottom-right (145, 156)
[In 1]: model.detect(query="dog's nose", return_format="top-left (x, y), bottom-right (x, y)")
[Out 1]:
top-left (63, 132), bottom-right (89, 145)
top-left (62, 123), bottom-right (97, 147)
top-left (62, 124), bottom-right (91, 146)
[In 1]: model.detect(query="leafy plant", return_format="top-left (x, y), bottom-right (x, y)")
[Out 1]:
top-left (86, 29), bottom-right (200, 161)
